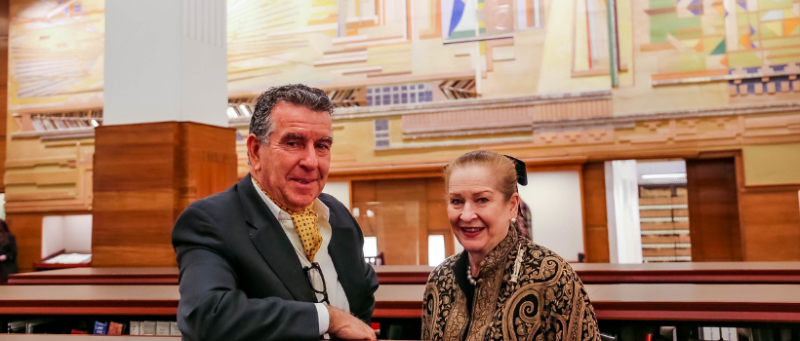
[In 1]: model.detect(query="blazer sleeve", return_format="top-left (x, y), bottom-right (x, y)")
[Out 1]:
top-left (350, 212), bottom-right (379, 323)
top-left (172, 205), bottom-right (320, 341)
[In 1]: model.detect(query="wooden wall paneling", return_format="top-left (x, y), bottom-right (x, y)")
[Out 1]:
top-left (685, 158), bottom-right (743, 261)
top-left (0, 0), bottom-right (7, 193)
top-left (4, 213), bottom-right (44, 273)
top-left (352, 180), bottom-right (377, 237)
top-left (738, 188), bottom-right (800, 261)
top-left (177, 122), bottom-right (238, 211)
top-left (374, 179), bottom-right (427, 266)
top-left (93, 122), bottom-right (236, 267)
top-left (426, 178), bottom-right (454, 258)
top-left (581, 162), bottom-right (610, 262)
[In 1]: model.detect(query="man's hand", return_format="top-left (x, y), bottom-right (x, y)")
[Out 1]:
top-left (326, 305), bottom-right (376, 340)
top-left (0, 255), bottom-right (6, 261)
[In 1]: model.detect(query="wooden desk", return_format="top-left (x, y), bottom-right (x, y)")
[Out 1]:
top-left (3, 284), bottom-right (800, 323)
top-left (571, 262), bottom-right (800, 284)
top-left (8, 268), bottom-right (179, 285)
top-left (9, 262), bottom-right (800, 286)
top-left (0, 285), bottom-right (178, 315)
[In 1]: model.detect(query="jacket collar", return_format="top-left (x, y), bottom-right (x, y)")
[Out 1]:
top-left (237, 174), bottom-right (317, 303)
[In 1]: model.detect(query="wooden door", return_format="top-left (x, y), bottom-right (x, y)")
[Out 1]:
top-left (685, 158), bottom-right (743, 261)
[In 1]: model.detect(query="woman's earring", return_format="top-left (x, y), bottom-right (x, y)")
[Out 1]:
top-left (511, 218), bottom-right (517, 224)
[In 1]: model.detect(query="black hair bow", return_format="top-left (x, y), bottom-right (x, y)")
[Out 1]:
top-left (504, 155), bottom-right (528, 186)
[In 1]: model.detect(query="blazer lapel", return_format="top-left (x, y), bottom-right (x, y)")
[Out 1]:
top-left (237, 174), bottom-right (316, 303)
top-left (327, 220), bottom-right (364, 308)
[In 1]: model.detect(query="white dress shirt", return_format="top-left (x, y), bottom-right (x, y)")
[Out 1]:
top-left (252, 179), bottom-right (350, 336)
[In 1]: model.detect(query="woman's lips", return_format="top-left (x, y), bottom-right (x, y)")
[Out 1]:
top-left (460, 226), bottom-right (485, 238)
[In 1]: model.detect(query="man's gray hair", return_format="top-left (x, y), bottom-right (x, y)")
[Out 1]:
top-left (249, 84), bottom-right (335, 144)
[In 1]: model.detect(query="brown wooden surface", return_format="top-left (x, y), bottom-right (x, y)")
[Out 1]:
top-left (92, 122), bottom-right (237, 267)
top-left (4, 283), bottom-right (800, 323)
top-left (4, 213), bottom-right (44, 273)
top-left (352, 177), bottom-right (452, 266)
top-left (582, 162), bottom-right (610, 263)
top-left (10, 262), bottom-right (800, 285)
top-left (0, 0), bottom-right (8, 193)
top-left (739, 188), bottom-right (800, 261)
top-left (686, 157), bottom-right (743, 261)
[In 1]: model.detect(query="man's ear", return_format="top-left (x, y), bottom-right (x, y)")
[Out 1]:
top-left (246, 134), bottom-right (262, 172)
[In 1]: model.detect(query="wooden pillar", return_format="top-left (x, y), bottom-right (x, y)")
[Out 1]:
top-left (0, 0), bottom-right (7, 194)
top-left (92, 122), bottom-right (236, 267)
top-left (581, 162), bottom-right (610, 263)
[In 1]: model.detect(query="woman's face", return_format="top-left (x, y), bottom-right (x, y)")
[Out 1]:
top-left (447, 165), bottom-right (519, 261)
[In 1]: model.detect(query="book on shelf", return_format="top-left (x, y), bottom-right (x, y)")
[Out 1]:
top-left (129, 321), bottom-right (141, 336)
top-left (108, 321), bottom-right (123, 335)
top-left (93, 321), bottom-right (108, 335)
top-left (156, 321), bottom-right (171, 335)
top-left (141, 321), bottom-right (157, 336)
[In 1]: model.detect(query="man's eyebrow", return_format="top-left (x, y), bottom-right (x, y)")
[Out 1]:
top-left (317, 136), bottom-right (333, 144)
top-left (280, 133), bottom-right (306, 141)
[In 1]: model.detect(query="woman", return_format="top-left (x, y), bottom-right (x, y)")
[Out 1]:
top-left (422, 151), bottom-right (599, 341)
top-left (0, 219), bottom-right (18, 284)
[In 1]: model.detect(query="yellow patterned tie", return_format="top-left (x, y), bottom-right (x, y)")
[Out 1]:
top-left (255, 180), bottom-right (322, 262)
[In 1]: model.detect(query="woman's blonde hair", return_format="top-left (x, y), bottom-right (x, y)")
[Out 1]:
top-left (444, 150), bottom-right (517, 200)
top-left (444, 151), bottom-right (530, 240)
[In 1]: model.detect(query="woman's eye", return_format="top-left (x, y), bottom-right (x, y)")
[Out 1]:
top-left (450, 199), bottom-right (463, 205)
top-left (477, 198), bottom-right (489, 203)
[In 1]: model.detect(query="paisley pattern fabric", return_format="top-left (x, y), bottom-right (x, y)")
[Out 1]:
top-left (422, 227), bottom-right (600, 341)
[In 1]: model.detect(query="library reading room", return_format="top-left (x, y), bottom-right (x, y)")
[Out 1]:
top-left (0, 0), bottom-right (799, 340)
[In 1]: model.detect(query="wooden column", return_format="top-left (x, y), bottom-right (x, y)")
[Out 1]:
top-left (92, 122), bottom-right (237, 267)
top-left (0, 0), bottom-right (8, 193)
top-left (581, 162), bottom-right (610, 263)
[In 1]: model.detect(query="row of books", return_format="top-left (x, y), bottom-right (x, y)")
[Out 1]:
top-left (129, 321), bottom-right (181, 336)
top-left (82, 321), bottom-right (181, 336)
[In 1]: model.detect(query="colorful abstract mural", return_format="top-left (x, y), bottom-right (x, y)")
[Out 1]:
top-left (9, 0), bottom-right (105, 110)
top-left (227, 0), bottom-right (550, 101)
top-left (642, 0), bottom-right (800, 88)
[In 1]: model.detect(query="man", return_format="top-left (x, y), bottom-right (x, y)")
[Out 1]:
top-left (172, 84), bottom-right (378, 340)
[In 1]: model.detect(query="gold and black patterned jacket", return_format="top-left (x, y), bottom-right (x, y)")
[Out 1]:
top-left (422, 227), bottom-right (600, 341)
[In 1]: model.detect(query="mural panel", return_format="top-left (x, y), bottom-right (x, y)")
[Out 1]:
top-left (642, 0), bottom-right (800, 92)
top-left (9, 0), bottom-right (105, 111)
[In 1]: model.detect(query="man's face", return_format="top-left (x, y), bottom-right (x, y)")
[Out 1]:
top-left (249, 101), bottom-right (333, 212)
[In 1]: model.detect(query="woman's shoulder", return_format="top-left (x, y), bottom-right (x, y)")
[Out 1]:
top-left (522, 241), bottom-right (579, 276)
top-left (427, 252), bottom-right (462, 283)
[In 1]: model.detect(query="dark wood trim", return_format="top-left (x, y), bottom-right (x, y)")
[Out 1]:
top-left (592, 302), bottom-right (800, 323)
top-left (11, 265), bottom-right (800, 285)
top-left (0, 301), bottom-right (177, 316)
top-left (576, 269), bottom-right (800, 284)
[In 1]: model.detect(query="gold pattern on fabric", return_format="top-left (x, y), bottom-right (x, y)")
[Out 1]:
top-left (422, 226), bottom-right (601, 341)
top-left (254, 179), bottom-right (322, 262)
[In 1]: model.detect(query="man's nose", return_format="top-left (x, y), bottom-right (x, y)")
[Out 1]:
top-left (298, 142), bottom-right (319, 170)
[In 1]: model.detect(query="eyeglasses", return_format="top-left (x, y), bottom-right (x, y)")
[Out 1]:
top-left (303, 262), bottom-right (331, 305)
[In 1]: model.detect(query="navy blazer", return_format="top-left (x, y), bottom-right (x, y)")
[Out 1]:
top-left (172, 174), bottom-right (378, 341)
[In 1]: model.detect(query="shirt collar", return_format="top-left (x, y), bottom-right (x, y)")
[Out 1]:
top-left (251, 177), bottom-right (330, 222)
